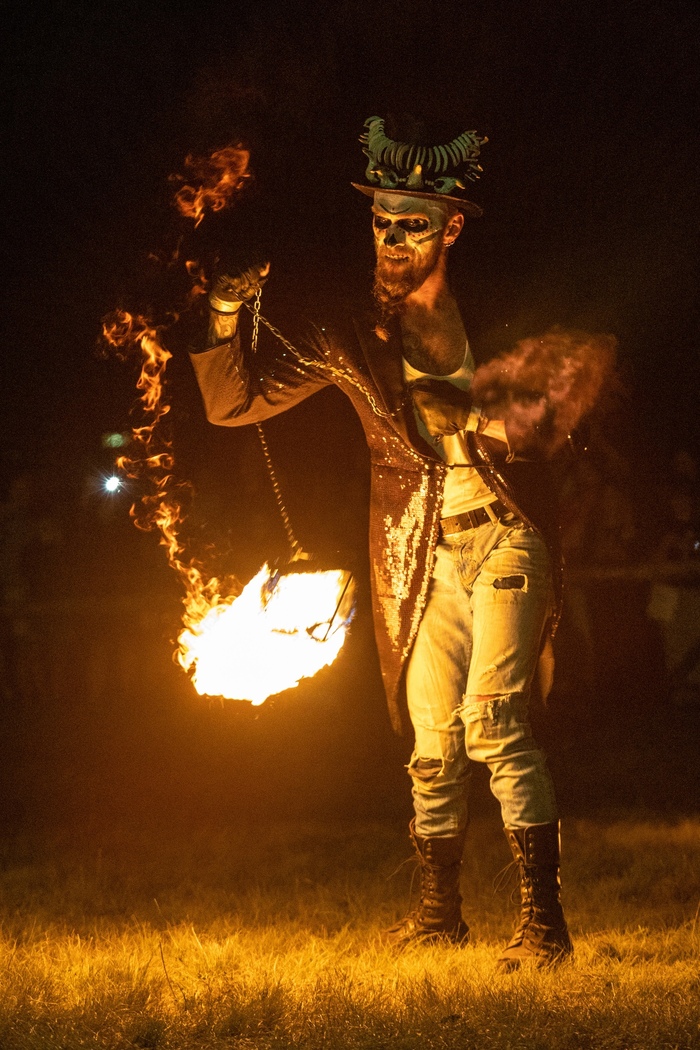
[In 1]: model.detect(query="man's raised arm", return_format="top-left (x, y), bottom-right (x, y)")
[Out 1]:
top-left (190, 261), bottom-right (330, 426)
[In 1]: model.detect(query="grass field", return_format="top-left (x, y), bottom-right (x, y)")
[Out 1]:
top-left (0, 816), bottom-right (698, 1049)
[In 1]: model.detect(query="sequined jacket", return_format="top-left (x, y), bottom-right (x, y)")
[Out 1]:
top-left (189, 308), bottom-right (560, 733)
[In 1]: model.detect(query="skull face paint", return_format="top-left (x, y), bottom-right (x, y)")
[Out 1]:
top-left (372, 193), bottom-right (454, 311)
top-left (373, 193), bottom-right (449, 251)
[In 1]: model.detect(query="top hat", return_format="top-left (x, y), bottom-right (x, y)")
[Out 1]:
top-left (351, 115), bottom-right (486, 217)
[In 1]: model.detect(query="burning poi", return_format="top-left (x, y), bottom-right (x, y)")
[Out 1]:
top-left (184, 111), bottom-right (616, 971)
top-left (103, 146), bottom-right (356, 705)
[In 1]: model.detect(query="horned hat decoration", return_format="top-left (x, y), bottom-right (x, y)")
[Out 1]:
top-left (352, 115), bottom-right (487, 216)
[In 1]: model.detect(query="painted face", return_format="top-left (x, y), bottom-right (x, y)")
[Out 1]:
top-left (372, 193), bottom-right (449, 255)
top-left (372, 193), bottom-right (452, 310)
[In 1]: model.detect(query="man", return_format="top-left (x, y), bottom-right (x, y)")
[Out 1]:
top-left (190, 115), bottom-right (573, 969)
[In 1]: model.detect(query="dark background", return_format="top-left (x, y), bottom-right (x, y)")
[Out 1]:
top-left (0, 0), bottom-right (698, 835)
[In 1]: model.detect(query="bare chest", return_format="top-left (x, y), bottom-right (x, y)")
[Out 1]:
top-left (400, 307), bottom-right (467, 376)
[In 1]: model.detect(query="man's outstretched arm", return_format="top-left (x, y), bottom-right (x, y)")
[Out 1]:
top-left (190, 262), bottom-right (330, 426)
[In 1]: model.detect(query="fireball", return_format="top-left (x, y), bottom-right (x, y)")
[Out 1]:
top-left (177, 565), bottom-right (356, 704)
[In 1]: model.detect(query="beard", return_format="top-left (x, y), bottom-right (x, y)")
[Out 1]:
top-left (372, 241), bottom-right (443, 316)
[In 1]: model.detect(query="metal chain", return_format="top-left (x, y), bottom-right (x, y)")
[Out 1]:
top-left (249, 289), bottom-right (302, 558)
top-left (251, 286), bottom-right (262, 354)
top-left (242, 297), bottom-right (394, 422)
top-left (255, 420), bottom-right (301, 557)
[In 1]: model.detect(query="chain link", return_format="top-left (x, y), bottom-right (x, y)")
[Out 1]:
top-left (251, 287), bottom-right (262, 354)
top-left (255, 421), bottom-right (302, 557)
top-left (242, 297), bottom-right (394, 422)
top-left (248, 288), bottom-right (302, 557)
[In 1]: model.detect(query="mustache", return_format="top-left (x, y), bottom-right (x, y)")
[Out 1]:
top-left (377, 248), bottom-right (413, 262)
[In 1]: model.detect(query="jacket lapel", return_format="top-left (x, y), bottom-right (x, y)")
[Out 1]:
top-left (352, 314), bottom-right (440, 462)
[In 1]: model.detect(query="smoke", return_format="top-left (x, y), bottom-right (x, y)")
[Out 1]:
top-left (471, 327), bottom-right (618, 457)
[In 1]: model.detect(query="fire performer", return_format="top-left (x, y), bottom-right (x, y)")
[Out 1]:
top-left (189, 114), bottom-right (596, 969)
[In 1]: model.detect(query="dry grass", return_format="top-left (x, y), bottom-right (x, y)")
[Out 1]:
top-left (0, 817), bottom-right (698, 1049)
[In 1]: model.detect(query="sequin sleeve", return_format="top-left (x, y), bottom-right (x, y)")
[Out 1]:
top-left (189, 326), bottom-right (331, 426)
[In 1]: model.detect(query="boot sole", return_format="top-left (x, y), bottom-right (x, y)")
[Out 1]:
top-left (386, 926), bottom-right (471, 951)
top-left (497, 947), bottom-right (573, 972)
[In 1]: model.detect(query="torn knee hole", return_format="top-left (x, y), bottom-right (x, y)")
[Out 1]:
top-left (493, 574), bottom-right (526, 590)
top-left (409, 757), bottom-right (443, 782)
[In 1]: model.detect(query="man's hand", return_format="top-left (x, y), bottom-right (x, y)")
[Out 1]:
top-left (209, 261), bottom-right (271, 313)
top-left (205, 261), bottom-right (271, 348)
top-left (408, 378), bottom-right (474, 442)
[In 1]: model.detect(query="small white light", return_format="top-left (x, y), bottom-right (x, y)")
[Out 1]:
top-left (105, 476), bottom-right (122, 493)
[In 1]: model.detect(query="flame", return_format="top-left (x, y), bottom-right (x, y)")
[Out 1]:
top-left (185, 259), bottom-right (209, 302)
top-left (101, 308), bottom-right (355, 705)
top-left (171, 145), bottom-right (251, 227)
top-left (177, 565), bottom-right (355, 704)
top-left (102, 310), bottom-right (172, 417)
top-left (101, 309), bottom-right (225, 598)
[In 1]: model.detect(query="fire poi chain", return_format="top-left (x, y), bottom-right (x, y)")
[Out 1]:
top-left (108, 311), bottom-right (357, 704)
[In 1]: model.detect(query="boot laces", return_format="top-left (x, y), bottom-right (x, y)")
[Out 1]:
top-left (386, 854), bottom-right (422, 917)
top-left (493, 859), bottom-right (522, 905)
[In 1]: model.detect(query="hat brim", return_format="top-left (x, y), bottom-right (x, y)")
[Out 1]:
top-left (351, 183), bottom-right (483, 218)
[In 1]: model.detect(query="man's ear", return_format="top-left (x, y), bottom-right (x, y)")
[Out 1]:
top-left (444, 211), bottom-right (465, 246)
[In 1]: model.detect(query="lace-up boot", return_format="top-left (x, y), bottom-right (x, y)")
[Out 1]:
top-left (385, 819), bottom-right (470, 948)
top-left (498, 822), bottom-right (573, 970)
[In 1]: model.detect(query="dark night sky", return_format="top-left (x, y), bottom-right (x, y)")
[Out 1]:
top-left (2, 0), bottom-right (698, 475)
top-left (0, 0), bottom-right (698, 826)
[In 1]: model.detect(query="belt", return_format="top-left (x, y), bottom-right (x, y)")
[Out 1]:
top-left (439, 499), bottom-right (510, 537)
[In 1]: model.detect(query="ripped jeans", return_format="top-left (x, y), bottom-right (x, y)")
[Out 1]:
top-left (405, 515), bottom-right (558, 837)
